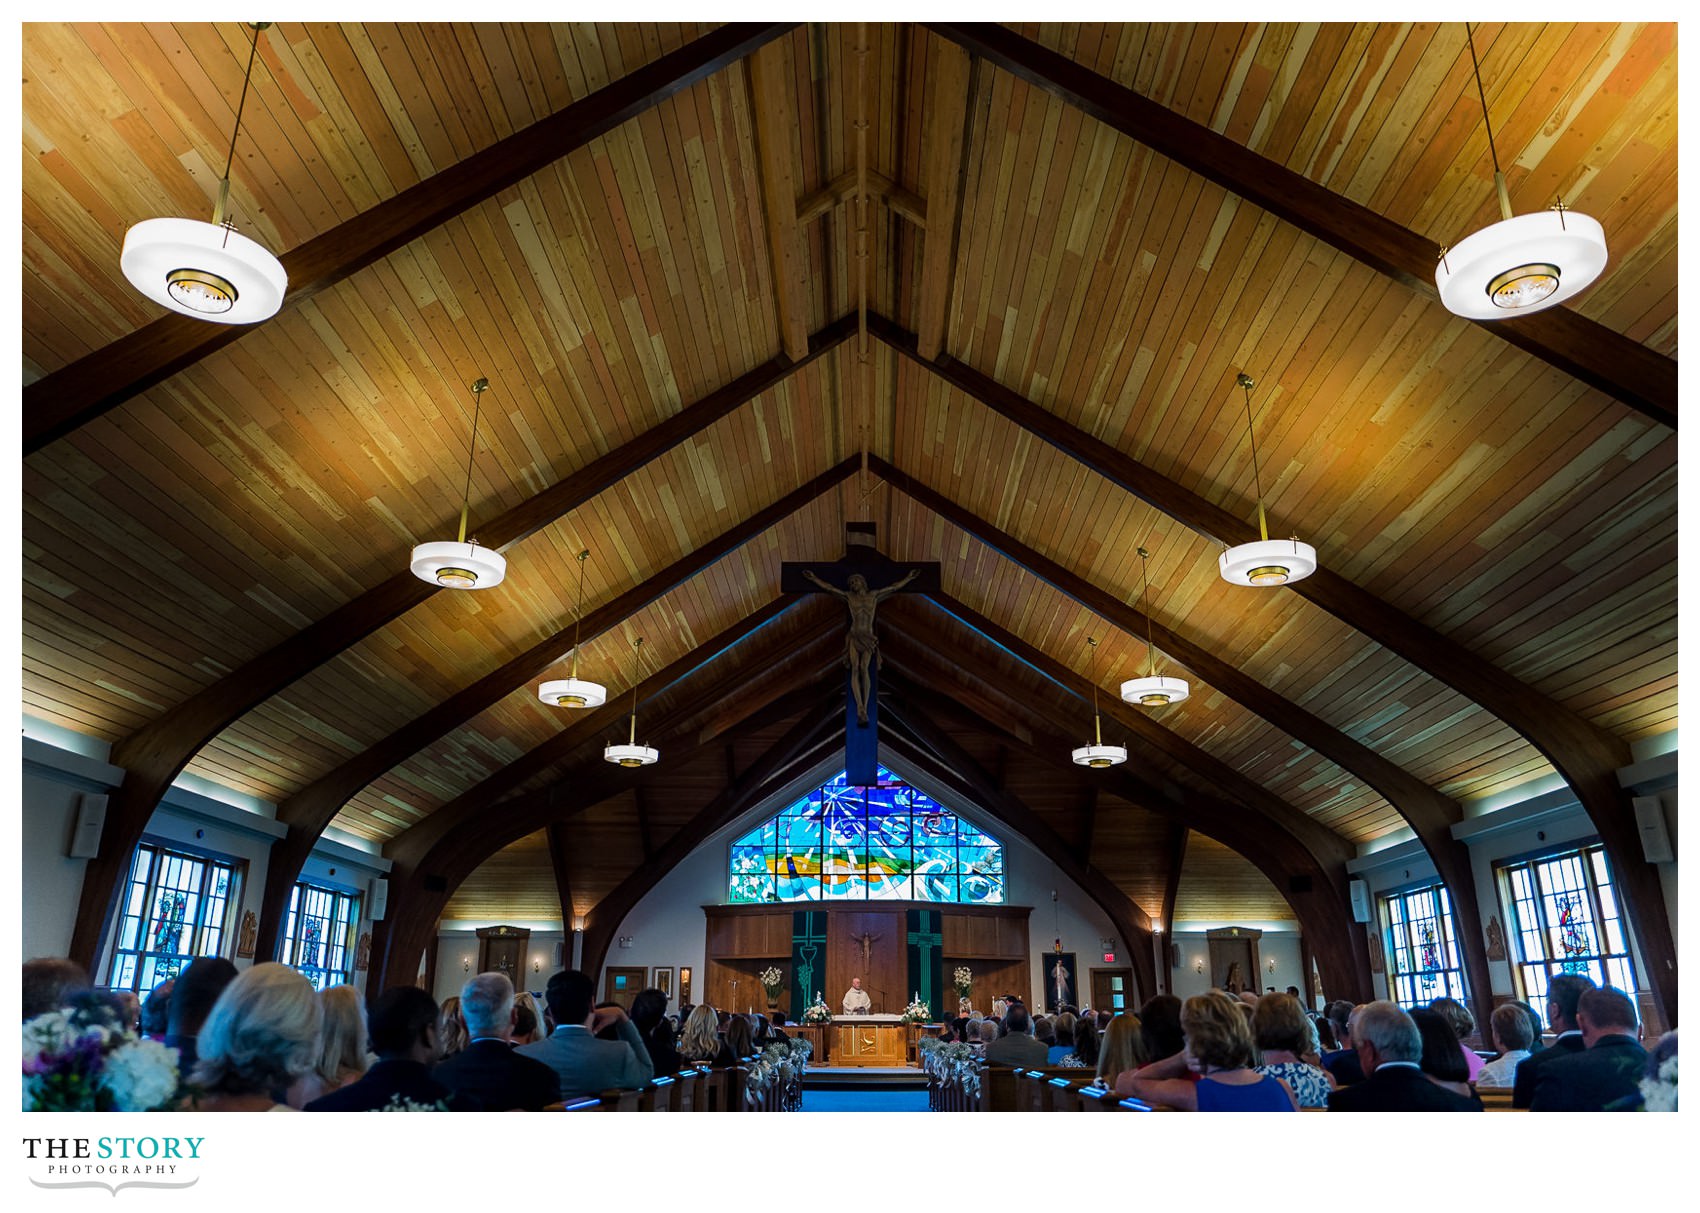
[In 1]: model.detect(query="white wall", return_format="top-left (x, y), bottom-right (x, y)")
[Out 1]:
top-left (21, 734), bottom-right (389, 993)
top-left (1164, 930), bottom-right (1305, 1004)
top-left (432, 929), bottom-right (566, 1004)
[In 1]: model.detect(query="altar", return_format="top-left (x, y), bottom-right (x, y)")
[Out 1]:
top-left (832, 1014), bottom-right (909, 1068)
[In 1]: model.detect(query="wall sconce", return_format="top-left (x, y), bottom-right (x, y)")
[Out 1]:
top-left (571, 915), bottom-right (586, 933)
top-left (1194, 958), bottom-right (1204, 974)
top-left (1266, 958), bottom-right (1277, 974)
top-left (462, 957), bottom-right (472, 973)
top-left (533, 956), bottom-right (543, 974)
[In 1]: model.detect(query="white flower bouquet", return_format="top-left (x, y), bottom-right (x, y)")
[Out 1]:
top-left (23, 993), bottom-right (181, 1112)
top-left (758, 966), bottom-right (785, 992)
top-left (802, 994), bottom-right (833, 1024)
top-left (900, 996), bottom-right (931, 1023)
top-left (953, 965), bottom-right (973, 997)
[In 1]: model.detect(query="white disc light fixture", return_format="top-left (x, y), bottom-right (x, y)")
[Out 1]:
top-left (1435, 25), bottom-right (1606, 320)
top-left (1120, 546), bottom-right (1191, 708)
top-left (120, 23), bottom-right (287, 324)
top-left (410, 377), bottom-right (507, 590)
top-left (539, 550), bottom-right (608, 708)
top-left (1218, 373), bottom-right (1317, 588)
top-left (1071, 637), bottom-right (1127, 768)
top-left (605, 636), bottom-right (659, 768)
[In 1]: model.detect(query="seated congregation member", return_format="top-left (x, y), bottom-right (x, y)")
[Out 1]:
top-left (140, 979), bottom-right (175, 1040)
top-left (1510, 999), bottom-right (1545, 1055)
top-left (512, 992), bottom-right (547, 1046)
top-left (1096, 1013), bottom-right (1148, 1089)
top-left (1059, 1017), bottom-right (1099, 1069)
top-left (1117, 991), bottom-right (1296, 1111)
top-left (1512, 974), bottom-right (1594, 1108)
top-left (437, 995), bottom-right (469, 1061)
top-left (187, 963), bottom-right (322, 1112)
top-left (1046, 1012), bottom-right (1075, 1064)
top-left (1410, 1007), bottom-right (1476, 1100)
top-left (1033, 1014), bottom-right (1057, 1055)
top-left (518, 970), bottom-right (653, 1098)
top-left (1325, 1001), bottom-right (1480, 1112)
top-left (720, 1013), bottom-right (755, 1064)
top-left (973, 1017), bottom-right (999, 1054)
top-left (165, 957), bottom-right (239, 1079)
top-left (769, 1011), bottom-right (790, 1041)
top-left (306, 986), bottom-right (471, 1111)
top-left (1251, 993), bottom-right (1335, 1108)
top-left (1322, 1003), bottom-right (1366, 1086)
top-left (678, 1005), bottom-right (722, 1065)
top-left (1529, 987), bottom-right (1646, 1112)
top-left (985, 1004), bottom-right (1050, 1067)
top-left (1429, 997), bottom-right (1486, 1084)
top-left (433, 973), bottom-right (559, 1111)
top-left (22, 957), bottom-right (91, 1021)
top-left (630, 988), bottom-right (682, 1077)
top-left (289, 984), bottom-right (368, 1107)
top-left (1137, 994), bottom-right (1184, 1062)
top-left (1476, 1003), bottom-right (1535, 1089)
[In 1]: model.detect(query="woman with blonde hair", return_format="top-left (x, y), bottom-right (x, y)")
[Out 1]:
top-left (1116, 991), bottom-right (1296, 1111)
top-left (187, 963), bottom-right (322, 1112)
top-left (1096, 1012), bottom-right (1148, 1088)
top-left (436, 995), bottom-right (469, 1061)
top-left (511, 991), bottom-right (547, 1046)
top-left (287, 983), bottom-right (369, 1107)
top-left (678, 1004), bottom-right (722, 1063)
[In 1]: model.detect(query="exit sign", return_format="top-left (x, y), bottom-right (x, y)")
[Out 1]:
top-left (1103, 952), bottom-right (1115, 962)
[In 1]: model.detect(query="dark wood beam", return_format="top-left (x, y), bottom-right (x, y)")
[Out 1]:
top-left (70, 316), bottom-right (855, 975)
top-left (746, 36), bottom-right (812, 361)
top-left (634, 787), bottom-right (655, 864)
top-left (1159, 823), bottom-right (1188, 996)
top-left (545, 820), bottom-right (578, 943)
top-left (1076, 785), bottom-right (1098, 870)
top-left (24, 23), bottom-right (798, 452)
top-left (876, 705), bottom-right (1157, 1001)
top-left (923, 23), bottom-right (1674, 428)
top-left (914, 34), bottom-right (974, 361)
top-left (872, 454), bottom-right (1495, 1021)
top-left (870, 315), bottom-right (1674, 1023)
top-left (797, 169), bottom-right (927, 229)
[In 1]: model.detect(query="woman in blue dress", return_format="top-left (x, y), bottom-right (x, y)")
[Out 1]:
top-left (1115, 991), bottom-right (1297, 1111)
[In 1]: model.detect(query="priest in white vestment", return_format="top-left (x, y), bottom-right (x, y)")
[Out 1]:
top-left (842, 976), bottom-right (872, 1014)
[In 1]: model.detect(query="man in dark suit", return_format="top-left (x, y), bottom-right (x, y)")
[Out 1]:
top-left (1512, 974), bottom-right (1594, 1108)
top-left (1327, 1001), bottom-right (1481, 1112)
top-left (163, 957), bottom-right (237, 1081)
top-left (1529, 986), bottom-right (1646, 1112)
top-left (306, 986), bottom-right (473, 1111)
top-left (432, 972), bottom-right (560, 1111)
top-left (1321, 1002), bottom-right (1366, 1086)
top-left (517, 970), bottom-right (653, 1100)
top-left (984, 1004), bottom-right (1050, 1067)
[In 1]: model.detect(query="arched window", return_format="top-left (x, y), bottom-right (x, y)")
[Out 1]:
top-left (727, 767), bottom-right (1003, 904)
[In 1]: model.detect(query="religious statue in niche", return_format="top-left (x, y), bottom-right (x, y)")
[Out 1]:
top-left (1223, 961), bottom-right (1245, 994)
top-left (1049, 953), bottom-right (1077, 1011)
top-left (1485, 915), bottom-right (1506, 962)
top-left (236, 910), bottom-right (258, 959)
top-left (802, 567), bottom-right (920, 724)
top-left (1367, 932), bottom-right (1385, 975)
top-left (355, 931), bottom-right (372, 972)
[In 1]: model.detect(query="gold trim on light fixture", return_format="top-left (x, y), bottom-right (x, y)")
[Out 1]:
top-left (1218, 373), bottom-right (1317, 587)
top-left (1072, 636), bottom-right (1127, 767)
top-left (409, 377), bottom-right (508, 590)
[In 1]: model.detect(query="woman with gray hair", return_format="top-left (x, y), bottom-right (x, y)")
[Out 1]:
top-left (187, 963), bottom-right (322, 1112)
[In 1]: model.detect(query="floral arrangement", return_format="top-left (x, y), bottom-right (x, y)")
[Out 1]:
top-left (23, 994), bottom-right (181, 1112)
top-left (757, 966), bottom-right (785, 992)
top-left (953, 965), bottom-right (973, 997)
top-left (374, 1093), bottom-right (451, 1112)
top-left (918, 1036), bottom-right (982, 1098)
top-left (1641, 1053), bottom-right (1678, 1112)
top-left (900, 995), bottom-right (931, 1023)
top-left (801, 993), bottom-right (833, 1024)
top-left (744, 1038), bottom-right (812, 1102)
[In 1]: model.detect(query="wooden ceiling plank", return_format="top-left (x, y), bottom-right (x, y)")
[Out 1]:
top-left (924, 23), bottom-right (1674, 428)
top-left (24, 22), bottom-right (797, 453)
top-left (746, 37), bottom-right (811, 361)
top-left (914, 34), bottom-right (973, 361)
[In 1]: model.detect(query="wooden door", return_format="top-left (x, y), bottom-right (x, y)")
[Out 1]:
top-left (603, 966), bottom-right (647, 1009)
top-left (476, 925), bottom-right (529, 986)
top-left (1090, 967), bottom-right (1134, 1015)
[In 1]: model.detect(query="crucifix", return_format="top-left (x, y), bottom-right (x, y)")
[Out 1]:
top-left (784, 522), bottom-right (940, 785)
top-left (854, 928), bottom-right (882, 969)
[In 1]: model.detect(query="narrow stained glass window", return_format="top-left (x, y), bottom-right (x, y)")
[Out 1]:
top-left (1380, 882), bottom-right (1467, 1009)
top-left (108, 842), bottom-right (241, 994)
top-left (726, 767), bottom-right (1003, 904)
top-left (280, 880), bottom-right (361, 991)
top-left (1497, 842), bottom-right (1637, 1003)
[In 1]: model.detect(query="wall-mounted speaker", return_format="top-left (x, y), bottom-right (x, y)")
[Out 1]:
top-left (555, 940), bottom-right (566, 968)
top-left (68, 793), bottom-right (108, 859)
top-left (1634, 796), bottom-right (1674, 863)
top-left (1168, 942), bottom-right (1180, 969)
top-left (1349, 878), bottom-right (1372, 924)
top-left (368, 876), bottom-right (389, 921)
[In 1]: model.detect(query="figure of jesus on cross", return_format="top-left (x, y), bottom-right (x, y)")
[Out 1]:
top-left (803, 567), bottom-right (919, 725)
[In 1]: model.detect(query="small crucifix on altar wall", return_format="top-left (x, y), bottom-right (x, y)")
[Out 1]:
top-left (854, 929), bottom-right (882, 970)
top-left (783, 523), bottom-right (939, 785)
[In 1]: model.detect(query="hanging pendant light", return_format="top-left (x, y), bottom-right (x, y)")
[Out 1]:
top-left (539, 550), bottom-right (608, 708)
top-left (120, 23), bottom-right (287, 324)
top-left (1072, 637), bottom-right (1127, 768)
top-left (1218, 373), bottom-right (1317, 587)
top-left (1121, 547), bottom-right (1191, 707)
top-left (605, 636), bottom-right (659, 768)
top-left (1435, 24), bottom-right (1606, 319)
top-left (410, 377), bottom-right (507, 590)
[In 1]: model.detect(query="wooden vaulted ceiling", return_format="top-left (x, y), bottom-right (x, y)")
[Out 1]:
top-left (22, 23), bottom-right (1677, 937)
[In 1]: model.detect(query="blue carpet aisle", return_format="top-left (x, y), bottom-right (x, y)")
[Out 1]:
top-left (799, 1087), bottom-right (930, 1112)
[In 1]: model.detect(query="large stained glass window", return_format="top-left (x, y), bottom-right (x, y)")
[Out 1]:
top-left (1381, 882), bottom-right (1467, 1008)
top-left (728, 768), bottom-right (1004, 904)
top-left (280, 880), bottom-right (361, 990)
top-left (1498, 843), bottom-right (1637, 1004)
top-left (108, 842), bottom-right (240, 993)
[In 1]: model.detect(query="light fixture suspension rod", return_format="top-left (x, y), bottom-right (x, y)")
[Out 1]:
top-left (1138, 546), bottom-right (1159, 678)
top-left (1237, 373), bottom-right (1269, 542)
top-left (1464, 24), bottom-right (1514, 223)
top-left (455, 377), bottom-right (489, 544)
top-left (570, 549), bottom-right (589, 679)
top-left (627, 637), bottom-right (645, 745)
top-left (214, 23), bottom-right (269, 227)
top-left (1088, 636), bottom-right (1103, 745)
